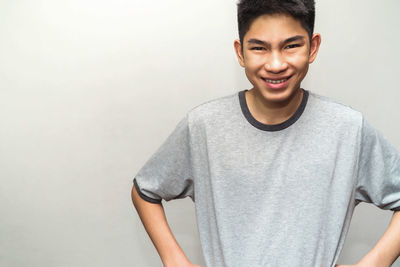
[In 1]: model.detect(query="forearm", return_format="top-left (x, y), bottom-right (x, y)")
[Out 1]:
top-left (131, 186), bottom-right (190, 267)
top-left (358, 210), bottom-right (400, 267)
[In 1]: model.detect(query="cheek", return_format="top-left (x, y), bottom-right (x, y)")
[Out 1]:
top-left (245, 53), bottom-right (264, 67)
top-left (287, 53), bottom-right (309, 72)
top-left (244, 68), bottom-right (258, 86)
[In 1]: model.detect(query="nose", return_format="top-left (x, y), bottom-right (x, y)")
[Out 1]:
top-left (265, 51), bottom-right (288, 73)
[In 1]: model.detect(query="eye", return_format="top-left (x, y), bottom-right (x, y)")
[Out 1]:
top-left (250, 47), bottom-right (265, 51)
top-left (285, 44), bottom-right (301, 49)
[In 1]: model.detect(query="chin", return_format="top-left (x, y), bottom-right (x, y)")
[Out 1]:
top-left (260, 87), bottom-right (298, 103)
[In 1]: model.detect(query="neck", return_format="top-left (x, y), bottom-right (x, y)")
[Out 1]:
top-left (245, 88), bottom-right (304, 125)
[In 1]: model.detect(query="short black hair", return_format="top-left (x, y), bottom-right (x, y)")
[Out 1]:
top-left (237, 0), bottom-right (315, 46)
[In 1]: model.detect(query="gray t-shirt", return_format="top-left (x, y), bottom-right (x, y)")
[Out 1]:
top-left (133, 89), bottom-right (400, 267)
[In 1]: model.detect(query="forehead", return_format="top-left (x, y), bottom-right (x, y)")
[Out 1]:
top-left (245, 13), bottom-right (308, 43)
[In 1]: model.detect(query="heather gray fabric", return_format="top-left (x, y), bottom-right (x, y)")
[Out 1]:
top-left (133, 89), bottom-right (400, 267)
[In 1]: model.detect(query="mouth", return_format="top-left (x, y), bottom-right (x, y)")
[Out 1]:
top-left (261, 75), bottom-right (292, 84)
top-left (261, 75), bottom-right (292, 89)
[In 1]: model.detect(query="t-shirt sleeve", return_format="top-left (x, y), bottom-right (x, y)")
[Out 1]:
top-left (355, 116), bottom-right (400, 211)
top-left (133, 114), bottom-right (194, 203)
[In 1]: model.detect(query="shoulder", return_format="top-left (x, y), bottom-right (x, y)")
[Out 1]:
top-left (186, 91), bottom-right (239, 124)
top-left (307, 91), bottom-right (363, 127)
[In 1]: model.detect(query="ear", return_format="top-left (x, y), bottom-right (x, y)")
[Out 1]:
top-left (308, 33), bottom-right (322, 64)
top-left (234, 39), bottom-right (245, 67)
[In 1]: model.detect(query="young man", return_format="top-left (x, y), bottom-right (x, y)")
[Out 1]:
top-left (131, 0), bottom-right (400, 266)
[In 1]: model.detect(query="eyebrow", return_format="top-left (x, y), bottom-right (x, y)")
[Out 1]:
top-left (247, 35), bottom-right (306, 47)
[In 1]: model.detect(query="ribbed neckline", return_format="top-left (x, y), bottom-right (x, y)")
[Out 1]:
top-left (238, 89), bottom-right (309, 132)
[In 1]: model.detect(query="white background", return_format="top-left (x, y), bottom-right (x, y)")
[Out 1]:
top-left (0, 0), bottom-right (399, 266)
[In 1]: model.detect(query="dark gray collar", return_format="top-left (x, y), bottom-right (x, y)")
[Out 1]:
top-left (239, 89), bottom-right (309, 132)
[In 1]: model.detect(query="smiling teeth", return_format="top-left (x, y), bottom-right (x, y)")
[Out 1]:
top-left (264, 78), bottom-right (288, 84)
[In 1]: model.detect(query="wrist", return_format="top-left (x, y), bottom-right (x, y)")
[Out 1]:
top-left (163, 253), bottom-right (191, 267)
top-left (357, 251), bottom-right (388, 267)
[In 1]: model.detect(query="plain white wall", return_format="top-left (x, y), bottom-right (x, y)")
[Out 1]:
top-left (0, 0), bottom-right (399, 266)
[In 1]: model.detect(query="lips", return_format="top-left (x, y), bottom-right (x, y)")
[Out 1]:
top-left (261, 75), bottom-right (292, 89)
top-left (261, 75), bottom-right (292, 84)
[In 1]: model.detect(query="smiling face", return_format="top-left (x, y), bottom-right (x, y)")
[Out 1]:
top-left (234, 13), bottom-right (321, 105)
